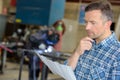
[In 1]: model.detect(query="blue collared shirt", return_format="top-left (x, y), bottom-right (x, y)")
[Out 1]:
top-left (72, 33), bottom-right (120, 80)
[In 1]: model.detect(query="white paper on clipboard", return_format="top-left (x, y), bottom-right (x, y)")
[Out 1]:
top-left (35, 52), bottom-right (76, 80)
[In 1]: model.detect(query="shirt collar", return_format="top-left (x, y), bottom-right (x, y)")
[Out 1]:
top-left (92, 32), bottom-right (118, 49)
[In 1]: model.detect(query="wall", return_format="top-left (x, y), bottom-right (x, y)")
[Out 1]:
top-left (61, 2), bottom-right (87, 52)
top-left (3, 0), bottom-right (16, 13)
top-left (115, 15), bottom-right (120, 40)
top-left (0, 0), bottom-right (3, 14)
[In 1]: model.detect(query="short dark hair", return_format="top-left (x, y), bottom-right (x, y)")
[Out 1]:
top-left (85, 0), bottom-right (114, 22)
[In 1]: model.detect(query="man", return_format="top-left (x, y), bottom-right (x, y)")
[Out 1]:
top-left (67, 0), bottom-right (120, 80)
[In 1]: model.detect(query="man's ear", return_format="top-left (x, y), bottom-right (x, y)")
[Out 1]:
top-left (105, 20), bottom-right (112, 29)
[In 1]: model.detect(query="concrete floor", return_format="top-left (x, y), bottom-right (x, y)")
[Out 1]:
top-left (0, 61), bottom-right (64, 80)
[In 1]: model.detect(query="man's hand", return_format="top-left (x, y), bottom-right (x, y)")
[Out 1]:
top-left (75, 37), bottom-right (93, 54)
top-left (68, 37), bottom-right (93, 70)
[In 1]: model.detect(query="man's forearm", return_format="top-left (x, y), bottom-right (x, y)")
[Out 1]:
top-left (68, 51), bottom-right (82, 70)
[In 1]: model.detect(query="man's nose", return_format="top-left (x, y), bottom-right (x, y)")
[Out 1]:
top-left (85, 23), bottom-right (92, 30)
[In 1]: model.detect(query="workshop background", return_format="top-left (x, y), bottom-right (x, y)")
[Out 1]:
top-left (0, 0), bottom-right (120, 80)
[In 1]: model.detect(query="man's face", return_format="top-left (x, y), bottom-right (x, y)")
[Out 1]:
top-left (84, 10), bottom-right (106, 40)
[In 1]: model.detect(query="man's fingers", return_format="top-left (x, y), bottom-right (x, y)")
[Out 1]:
top-left (83, 37), bottom-right (94, 43)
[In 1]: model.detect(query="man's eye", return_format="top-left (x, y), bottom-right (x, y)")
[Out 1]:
top-left (91, 22), bottom-right (96, 25)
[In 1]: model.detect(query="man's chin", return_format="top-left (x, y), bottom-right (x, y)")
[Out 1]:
top-left (88, 35), bottom-right (95, 39)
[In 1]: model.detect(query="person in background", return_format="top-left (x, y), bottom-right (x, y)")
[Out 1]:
top-left (66, 0), bottom-right (120, 80)
top-left (53, 20), bottom-right (66, 51)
